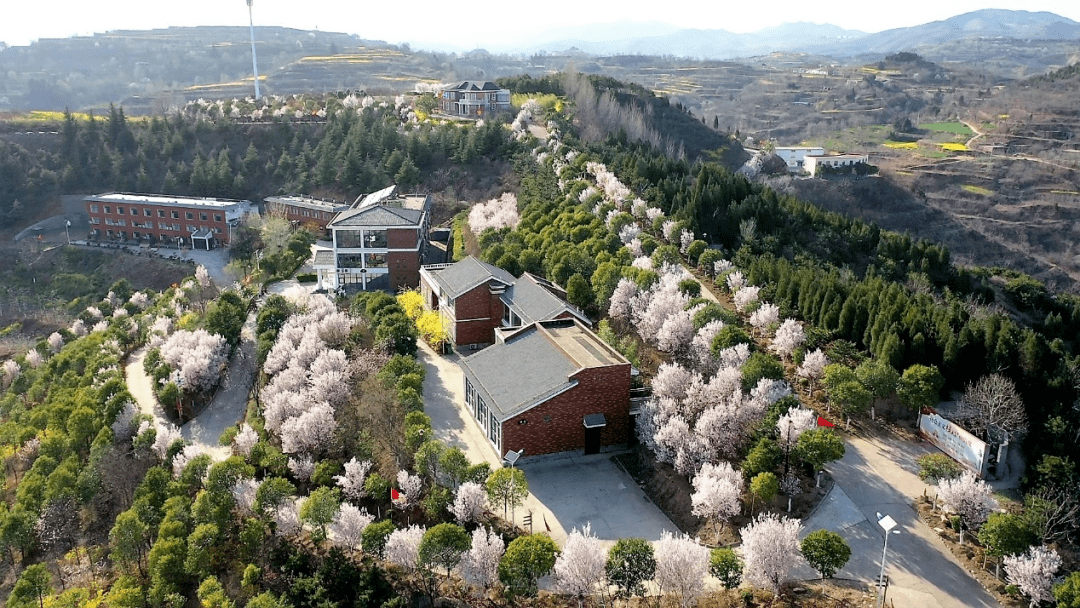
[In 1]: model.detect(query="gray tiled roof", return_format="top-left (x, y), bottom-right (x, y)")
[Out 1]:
top-left (425, 256), bottom-right (514, 299)
top-left (329, 205), bottom-right (422, 228)
top-left (505, 274), bottom-right (590, 326)
top-left (445, 81), bottom-right (502, 92)
top-left (460, 324), bottom-right (579, 420)
top-left (312, 249), bottom-right (336, 267)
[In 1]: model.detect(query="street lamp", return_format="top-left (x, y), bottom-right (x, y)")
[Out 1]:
top-left (876, 512), bottom-right (901, 607)
top-left (65, 220), bottom-right (71, 245)
top-left (503, 449), bottom-right (524, 525)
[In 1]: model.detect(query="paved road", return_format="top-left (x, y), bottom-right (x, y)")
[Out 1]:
top-left (418, 340), bottom-right (676, 548)
top-left (798, 435), bottom-right (1000, 608)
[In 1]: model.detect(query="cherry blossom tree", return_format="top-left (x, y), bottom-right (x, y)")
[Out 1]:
top-left (232, 478), bottom-right (259, 516)
top-left (316, 313), bottom-right (354, 348)
top-left (463, 527), bottom-right (505, 592)
top-left (777, 408), bottom-right (817, 449)
top-left (70, 319), bottom-right (88, 338)
top-left (554, 523), bottom-right (606, 608)
top-left (25, 349), bottom-right (44, 368)
top-left (2, 359), bottom-right (21, 390)
top-left (451, 482), bottom-right (488, 524)
top-left (725, 270), bottom-right (746, 293)
top-left (233, 424), bottom-right (259, 458)
top-left (159, 329), bottom-right (229, 392)
top-left (468, 193), bottom-right (520, 233)
top-left (334, 458), bottom-right (373, 502)
top-left (652, 362), bottom-right (697, 403)
top-left (48, 332), bottom-right (64, 354)
top-left (797, 349), bottom-right (829, 394)
top-left (172, 444), bottom-right (204, 477)
top-left (770, 319), bottom-right (805, 359)
top-left (151, 423), bottom-right (183, 460)
top-left (694, 404), bottom-right (742, 461)
top-left (329, 503), bottom-right (374, 551)
top-left (386, 525), bottom-right (425, 571)
top-left (273, 499), bottom-right (303, 538)
top-left (196, 265), bottom-right (212, 289)
top-left (937, 471), bottom-right (998, 543)
top-left (740, 513), bottom-right (804, 592)
top-left (608, 278), bottom-right (638, 323)
top-left (394, 470), bottom-right (423, 511)
top-left (1003, 545), bottom-right (1061, 607)
top-left (129, 292), bottom-right (150, 309)
top-left (748, 301), bottom-right (778, 331)
top-left (635, 287), bottom-right (689, 345)
top-left (288, 455), bottom-right (315, 481)
top-left (691, 321), bottom-right (724, 374)
top-left (111, 401), bottom-right (140, 442)
top-left (657, 310), bottom-right (695, 359)
top-left (280, 403), bottom-right (337, 455)
top-left (691, 463), bottom-right (744, 534)
top-left (717, 344), bottom-right (751, 370)
top-left (653, 531), bottom-right (710, 608)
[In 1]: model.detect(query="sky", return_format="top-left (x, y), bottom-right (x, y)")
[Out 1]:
top-left (2, 0), bottom-right (1079, 50)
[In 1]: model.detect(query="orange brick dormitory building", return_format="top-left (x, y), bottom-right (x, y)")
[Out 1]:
top-left (84, 193), bottom-right (257, 249)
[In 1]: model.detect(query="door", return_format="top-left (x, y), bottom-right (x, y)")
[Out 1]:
top-left (583, 426), bottom-right (601, 455)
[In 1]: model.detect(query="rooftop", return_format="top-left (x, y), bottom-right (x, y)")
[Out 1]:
top-left (444, 81), bottom-right (504, 92)
top-left (265, 195), bottom-right (351, 212)
top-left (460, 319), bottom-right (629, 420)
top-left (328, 192), bottom-right (431, 228)
top-left (422, 256), bottom-right (514, 299)
top-left (86, 192), bottom-right (251, 209)
top-left (504, 273), bottom-right (590, 326)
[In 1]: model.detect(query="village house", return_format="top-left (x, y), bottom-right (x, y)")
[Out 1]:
top-left (459, 318), bottom-right (632, 457)
top-left (418, 256), bottom-right (590, 348)
top-left (439, 81), bottom-right (512, 118)
top-left (311, 185), bottom-right (432, 292)
top-left (83, 192), bottom-right (256, 249)
top-left (803, 153), bottom-right (871, 177)
top-left (264, 195), bottom-right (351, 237)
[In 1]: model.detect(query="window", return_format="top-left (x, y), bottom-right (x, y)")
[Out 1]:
top-left (144, 209), bottom-right (152, 216)
top-left (337, 254), bottom-right (364, 269)
top-left (158, 209), bottom-right (165, 217)
top-left (186, 225), bottom-right (197, 233)
top-left (117, 207), bottom-right (125, 215)
top-left (130, 208), bottom-right (138, 216)
top-left (104, 206), bottom-right (111, 214)
top-left (335, 230), bottom-right (362, 248)
top-left (364, 229), bottom-right (387, 248)
top-left (171, 210), bottom-right (179, 219)
top-left (185, 212), bottom-right (193, 220)
top-left (89, 205), bottom-right (99, 213)
top-left (199, 213), bottom-right (207, 221)
top-left (133, 231), bottom-right (141, 239)
top-left (90, 217), bottom-right (100, 225)
top-left (489, 412), bottom-right (500, 449)
top-left (214, 214), bottom-right (222, 222)
top-left (364, 253), bottom-right (386, 268)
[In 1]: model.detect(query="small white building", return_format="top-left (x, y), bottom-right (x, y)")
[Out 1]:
top-left (804, 154), bottom-right (870, 177)
top-left (773, 147), bottom-right (825, 170)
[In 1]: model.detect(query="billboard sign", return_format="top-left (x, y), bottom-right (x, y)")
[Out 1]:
top-left (919, 410), bottom-right (989, 477)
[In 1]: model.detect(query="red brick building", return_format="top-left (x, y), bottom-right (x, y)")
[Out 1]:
top-left (311, 186), bottom-right (432, 292)
top-left (460, 318), bottom-right (632, 457)
top-left (84, 193), bottom-right (256, 249)
top-left (264, 195), bottom-right (351, 237)
top-left (419, 256), bottom-right (590, 348)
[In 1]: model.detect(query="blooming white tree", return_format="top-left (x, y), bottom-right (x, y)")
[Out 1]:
top-left (328, 503), bottom-right (374, 551)
top-left (691, 462), bottom-right (744, 534)
top-left (740, 513), bottom-right (804, 592)
top-left (1003, 545), bottom-right (1061, 607)
top-left (129, 292), bottom-right (150, 309)
top-left (1, 360), bottom-right (21, 390)
top-left (450, 481), bottom-right (487, 524)
top-left (777, 408), bottom-right (817, 448)
top-left (280, 403), bottom-right (337, 455)
top-left (172, 445), bottom-right (204, 478)
top-left (652, 362), bottom-right (697, 403)
top-left (288, 455), bottom-right (315, 481)
top-left (770, 319), bottom-right (805, 359)
top-left (110, 401), bottom-right (140, 441)
top-left (231, 478), bottom-right (259, 516)
top-left (679, 229), bottom-right (695, 254)
top-left (70, 319), bottom-right (88, 337)
top-left (656, 310), bottom-right (695, 358)
top-left (195, 265), bottom-right (212, 289)
top-left (726, 270), bottom-right (746, 293)
top-left (748, 302), bottom-right (779, 332)
top-left (937, 471), bottom-right (998, 543)
top-left (394, 470), bottom-right (423, 511)
top-left (334, 458), bottom-right (373, 502)
top-left (662, 220), bottom-right (678, 242)
top-left (608, 278), bottom-right (638, 323)
top-left (273, 499), bottom-right (303, 538)
top-left (159, 329), bottom-right (229, 392)
top-left (797, 349), bottom-right (829, 394)
top-left (151, 423), bottom-right (183, 460)
top-left (385, 525), bottom-right (425, 570)
top-left (233, 424), bottom-right (259, 458)
top-left (462, 526), bottom-right (505, 592)
top-left (468, 193), bottom-right (520, 234)
top-left (554, 523), bottom-right (607, 608)
top-left (48, 332), bottom-right (64, 354)
top-left (654, 531), bottom-right (710, 608)
top-left (25, 349), bottom-right (44, 368)
top-left (85, 306), bottom-right (103, 320)
top-left (714, 259), bottom-right (733, 277)
top-left (690, 320), bottom-right (724, 374)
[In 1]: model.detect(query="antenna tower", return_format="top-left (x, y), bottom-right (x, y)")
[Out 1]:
top-left (247, 0), bottom-right (261, 100)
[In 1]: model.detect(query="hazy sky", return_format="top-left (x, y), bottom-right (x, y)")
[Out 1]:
top-left (2, 1), bottom-right (1078, 49)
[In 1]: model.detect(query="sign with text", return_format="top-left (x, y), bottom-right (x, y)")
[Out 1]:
top-left (919, 411), bottom-right (989, 477)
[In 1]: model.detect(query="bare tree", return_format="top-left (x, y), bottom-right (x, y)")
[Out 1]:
top-left (956, 374), bottom-right (1028, 444)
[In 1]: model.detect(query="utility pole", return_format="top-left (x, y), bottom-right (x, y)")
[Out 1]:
top-left (247, 0), bottom-right (261, 100)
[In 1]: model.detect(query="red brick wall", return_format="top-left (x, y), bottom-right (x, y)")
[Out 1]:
top-left (387, 228), bottom-right (417, 249)
top-left (501, 364), bottom-right (632, 456)
top-left (451, 283), bottom-right (504, 346)
top-left (388, 251), bottom-right (421, 290)
top-left (85, 200), bottom-right (232, 245)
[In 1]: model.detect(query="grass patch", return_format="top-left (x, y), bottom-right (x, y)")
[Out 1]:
top-left (962, 184), bottom-right (994, 196)
top-left (919, 121), bottom-right (975, 136)
top-left (451, 212), bottom-right (467, 262)
top-left (940, 142), bottom-right (968, 151)
top-left (883, 141), bottom-right (918, 149)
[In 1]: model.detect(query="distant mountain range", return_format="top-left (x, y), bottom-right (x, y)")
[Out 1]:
top-left (477, 9), bottom-right (1080, 60)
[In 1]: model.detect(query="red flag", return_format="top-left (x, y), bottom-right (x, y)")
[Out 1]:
top-left (391, 488), bottom-right (400, 500)
top-left (817, 416), bottom-right (836, 428)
